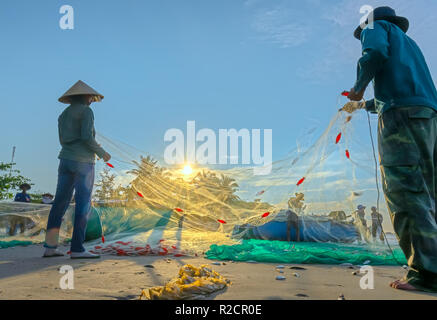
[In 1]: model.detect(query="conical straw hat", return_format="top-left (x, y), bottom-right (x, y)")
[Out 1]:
top-left (58, 80), bottom-right (104, 104)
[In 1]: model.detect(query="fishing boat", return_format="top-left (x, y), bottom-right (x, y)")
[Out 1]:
top-left (232, 210), bottom-right (360, 243)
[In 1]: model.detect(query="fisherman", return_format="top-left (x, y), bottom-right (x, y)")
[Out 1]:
top-left (286, 193), bottom-right (304, 242)
top-left (286, 210), bottom-right (300, 242)
top-left (370, 206), bottom-right (384, 241)
top-left (41, 193), bottom-right (54, 204)
top-left (43, 80), bottom-right (111, 259)
top-left (344, 7), bottom-right (437, 291)
top-left (9, 183), bottom-right (32, 235)
top-left (14, 183), bottom-right (31, 203)
top-left (355, 205), bottom-right (367, 228)
top-left (328, 211), bottom-right (348, 222)
top-left (288, 193), bottom-right (306, 213)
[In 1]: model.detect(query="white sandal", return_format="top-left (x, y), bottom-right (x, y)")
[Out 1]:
top-left (43, 248), bottom-right (65, 258)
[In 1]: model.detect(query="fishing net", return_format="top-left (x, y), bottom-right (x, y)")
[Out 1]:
top-left (0, 96), bottom-right (404, 265)
top-left (206, 240), bottom-right (406, 265)
top-left (139, 264), bottom-right (231, 300)
top-left (0, 240), bottom-right (34, 249)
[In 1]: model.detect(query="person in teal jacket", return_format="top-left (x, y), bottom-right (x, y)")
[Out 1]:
top-left (344, 7), bottom-right (437, 292)
top-left (43, 80), bottom-right (111, 259)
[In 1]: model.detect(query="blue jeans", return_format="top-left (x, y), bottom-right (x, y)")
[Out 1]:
top-left (45, 159), bottom-right (95, 253)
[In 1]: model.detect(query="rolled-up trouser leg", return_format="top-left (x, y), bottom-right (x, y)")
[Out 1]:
top-left (378, 107), bottom-right (437, 291)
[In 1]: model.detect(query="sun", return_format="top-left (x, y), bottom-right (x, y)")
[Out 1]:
top-left (182, 164), bottom-right (193, 175)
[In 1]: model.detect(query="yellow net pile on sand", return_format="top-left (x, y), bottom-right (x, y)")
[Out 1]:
top-left (139, 264), bottom-right (231, 300)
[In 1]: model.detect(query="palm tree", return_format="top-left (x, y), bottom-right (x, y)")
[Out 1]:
top-left (127, 155), bottom-right (168, 205)
top-left (128, 155), bottom-right (159, 178)
top-left (217, 174), bottom-right (240, 203)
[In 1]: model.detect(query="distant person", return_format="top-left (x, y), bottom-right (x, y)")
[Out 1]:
top-left (344, 7), bottom-right (437, 291)
top-left (355, 205), bottom-right (367, 228)
top-left (14, 183), bottom-right (31, 203)
top-left (8, 215), bottom-right (26, 236)
top-left (10, 184), bottom-right (32, 235)
top-left (328, 211), bottom-right (351, 222)
top-left (286, 193), bottom-right (304, 242)
top-left (370, 207), bottom-right (384, 241)
top-left (286, 210), bottom-right (300, 242)
top-left (43, 80), bottom-right (111, 259)
top-left (41, 193), bottom-right (54, 204)
top-left (353, 205), bottom-right (369, 243)
top-left (288, 193), bottom-right (306, 213)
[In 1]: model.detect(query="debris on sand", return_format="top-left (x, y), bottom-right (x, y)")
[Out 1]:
top-left (289, 266), bottom-right (307, 270)
top-left (296, 293), bottom-right (309, 297)
top-left (340, 263), bottom-right (354, 267)
top-left (139, 264), bottom-right (231, 300)
top-left (338, 294), bottom-right (346, 300)
top-left (276, 276), bottom-right (286, 281)
top-left (144, 265), bottom-right (155, 268)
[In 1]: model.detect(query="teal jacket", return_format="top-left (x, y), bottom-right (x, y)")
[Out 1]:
top-left (58, 103), bottom-right (107, 163)
top-left (354, 20), bottom-right (437, 114)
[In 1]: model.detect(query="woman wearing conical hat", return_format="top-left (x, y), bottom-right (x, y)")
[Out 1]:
top-left (43, 80), bottom-right (111, 259)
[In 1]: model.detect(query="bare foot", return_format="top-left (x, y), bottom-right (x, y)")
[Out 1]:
top-left (389, 279), bottom-right (418, 291)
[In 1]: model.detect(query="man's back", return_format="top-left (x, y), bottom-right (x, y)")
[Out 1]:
top-left (358, 20), bottom-right (437, 113)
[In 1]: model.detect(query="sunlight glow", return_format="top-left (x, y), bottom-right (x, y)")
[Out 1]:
top-left (182, 164), bottom-right (193, 175)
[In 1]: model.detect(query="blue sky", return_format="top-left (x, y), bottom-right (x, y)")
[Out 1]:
top-left (1, 0), bottom-right (437, 194)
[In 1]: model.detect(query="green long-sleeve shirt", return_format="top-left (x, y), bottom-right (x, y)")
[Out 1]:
top-left (58, 103), bottom-right (106, 163)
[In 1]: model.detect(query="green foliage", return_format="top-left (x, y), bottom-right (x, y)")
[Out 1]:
top-left (29, 193), bottom-right (43, 203)
top-left (0, 162), bottom-right (32, 200)
top-left (94, 168), bottom-right (129, 203)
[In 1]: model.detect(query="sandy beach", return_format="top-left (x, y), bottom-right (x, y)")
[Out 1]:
top-left (1, 244), bottom-right (436, 300)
